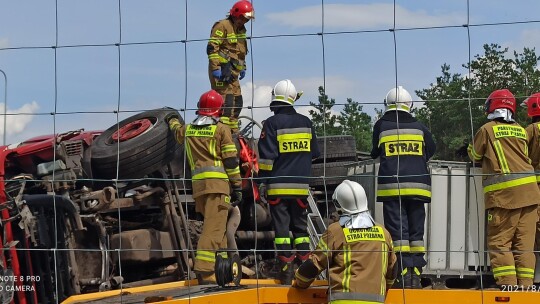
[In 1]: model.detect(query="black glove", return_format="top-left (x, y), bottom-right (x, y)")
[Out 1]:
top-left (164, 112), bottom-right (179, 124)
top-left (231, 188), bottom-right (243, 207)
top-left (455, 141), bottom-right (469, 158)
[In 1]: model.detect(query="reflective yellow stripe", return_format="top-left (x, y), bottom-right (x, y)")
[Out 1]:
top-left (410, 246), bottom-right (426, 253)
top-left (295, 271), bottom-right (314, 283)
top-left (378, 134), bottom-right (423, 145)
top-left (493, 140), bottom-right (510, 174)
top-left (294, 237), bottom-right (310, 245)
top-left (186, 125), bottom-right (217, 137)
top-left (484, 176), bottom-right (537, 193)
top-left (185, 143), bottom-right (195, 170)
top-left (516, 267), bottom-right (535, 278)
top-left (221, 144), bottom-right (237, 153)
top-left (277, 133), bottom-right (312, 141)
top-left (493, 266), bottom-right (516, 278)
top-left (214, 30), bottom-right (224, 37)
top-left (381, 243), bottom-right (386, 295)
top-left (259, 163), bottom-right (273, 171)
top-left (225, 167), bottom-right (240, 176)
top-left (394, 245), bottom-right (410, 253)
top-left (267, 188), bottom-right (310, 196)
top-left (208, 138), bottom-right (219, 167)
top-left (273, 95), bottom-right (295, 104)
top-left (377, 188), bottom-right (431, 198)
top-left (468, 143), bottom-right (482, 160)
top-left (274, 237), bottom-right (290, 245)
top-left (192, 171), bottom-right (229, 180)
top-left (196, 250), bottom-right (216, 262)
top-left (342, 245), bottom-right (351, 292)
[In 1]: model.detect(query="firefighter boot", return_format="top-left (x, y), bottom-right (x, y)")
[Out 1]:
top-left (392, 268), bottom-right (412, 289)
top-left (197, 272), bottom-right (217, 285)
top-left (411, 267), bottom-right (422, 289)
top-left (534, 253), bottom-right (540, 284)
top-left (277, 256), bottom-right (295, 285)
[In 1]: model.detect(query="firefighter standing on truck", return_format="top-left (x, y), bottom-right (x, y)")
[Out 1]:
top-left (207, 0), bottom-right (254, 133)
top-left (371, 86), bottom-right (436, 289)
top-left (293, 180), bottom-right (397, 304)
top-left (468, 89), bottom-right (540, 289)
top-left (258, 79), bottom-right (320, 285)
top-left (167, 90), bottom-right (242, 284)
top-left (520, 91), bottom-right (540, 285)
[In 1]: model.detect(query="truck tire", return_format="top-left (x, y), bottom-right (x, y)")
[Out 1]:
top-left (90, 108), bottom-right (183, 179)
top-left (315, 135), bottom-right (357, 163)
top-left (310, 161), bottom-right (354, 187)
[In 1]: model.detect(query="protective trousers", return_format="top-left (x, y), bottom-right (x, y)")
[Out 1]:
top-left (220, 94), bottom-right (243, 133)
top-left (487, 205), bottom-right (538, 286)
top-left (269, 198), bottom-right (310, 260)
top-left (383, 199), bottom-right (426, 271)
top-left (193, 193), bottom-right (231, 273)
top-left (536, 206), bottom-right (540, 283)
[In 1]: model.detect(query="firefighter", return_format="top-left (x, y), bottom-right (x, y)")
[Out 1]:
top-left (521, 92), bottom-right (540, 285)
top-left (207, 0), bottom-right (254, 133)
top-left (370, 86), bottom-right (436, 289)
top-left (468, 89), bottom-right (540, 289)
top-left (292, 180), bottom-right (397, 304)
top-left (258, 79), bottom-right (320, 284)
top-left (167, 90), bottom-right (242, 284)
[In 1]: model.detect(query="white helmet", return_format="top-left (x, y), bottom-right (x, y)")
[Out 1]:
top-left (332, 180), bottom-right (368, 215)
top-left (271, 79), bottom-right (301, 106)
top-left (384, 86), bottom-right (413, 112)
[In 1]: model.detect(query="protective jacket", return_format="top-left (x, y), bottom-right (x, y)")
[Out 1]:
top-left (169, 118), bottom-right (241, 198)
top-left (526, 122), bottom-right (540, 183)
top-left (294, 222), bottom-right (396, 303)
top-left (207, 17), bottom-right (247, 96)
top-left (258, 106), bottom-right (320, 199)
top-left (468, 120), bottom-right (539, 209)
top-left (371, 111), bottom-right (436, 202)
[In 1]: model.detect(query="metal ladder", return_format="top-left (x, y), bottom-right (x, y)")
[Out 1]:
top-left (306, 190), bottom-right (327, 250)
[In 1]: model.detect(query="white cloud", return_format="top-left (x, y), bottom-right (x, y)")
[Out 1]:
top-left (267, 4), bottom-right (464, 29)
top-left (0, 101), bottom-right (40, 137)
top-left (0, 38), bottom-right (9, 48)
top-left (505, 28), bottom-right (540, 53)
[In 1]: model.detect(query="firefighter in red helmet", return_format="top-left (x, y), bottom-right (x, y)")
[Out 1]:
top-left (167, 90), bottom-right (242, 284)
top-left (522, 92), bottom-right (540, 285)
top-left (207, 1), bottom-right (254, 133)
top-left (468, 89), bottom-right (540, 289)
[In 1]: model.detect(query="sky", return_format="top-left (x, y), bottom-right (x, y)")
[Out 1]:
top-left (0, 0), bottom-right (539, 144)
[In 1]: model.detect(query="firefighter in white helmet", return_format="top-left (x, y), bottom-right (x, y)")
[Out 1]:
top-left (371, 86), bottom-right (436, 289)
top-left (293, 180), bottom-right (397, 304)
top-left (258, 79), bottom-right (320, 284)
top-left (207, 0), bottom-right (254, 133)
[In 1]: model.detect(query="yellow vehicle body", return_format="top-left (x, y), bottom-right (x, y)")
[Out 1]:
top-left (62, 279), bottom-right (540, 304)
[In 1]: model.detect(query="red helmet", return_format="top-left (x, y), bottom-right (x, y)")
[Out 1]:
top-left (230, 1), bottom-right (254, 19)
top-left (197, 90), bottom-right (224, 117)
top-left (524, 92), bottom-right (540, 117)
top-left (485, 89), bottom-right (516, 114)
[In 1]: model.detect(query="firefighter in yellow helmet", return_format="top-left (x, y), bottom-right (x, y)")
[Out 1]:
top-left (468, 89), bottom-right (540, 289)
top-left (207, 0), bottom-right (254, 133)
top-left (293, 180), bottom-right (397, 304)
top-left (521, 92), bottom-right (540, 285)
top-left (167, 90), bottom-right (242, 284)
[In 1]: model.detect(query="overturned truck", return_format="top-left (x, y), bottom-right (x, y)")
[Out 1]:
top-left (0, 108), bottom-right (353, 303)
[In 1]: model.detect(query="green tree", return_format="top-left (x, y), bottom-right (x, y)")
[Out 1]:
top-left (309, 86), bottom-right (341, 136)
top-left (414, 44), bottom-right (540, 160)
top-left (337, 98), bottom-right (373, 151)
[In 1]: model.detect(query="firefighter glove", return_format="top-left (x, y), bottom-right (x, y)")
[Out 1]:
top-left (455, 140), bottom-right (470, 158)
top-left (164, 112), bottom-right (179, 124)
top-left (231, 188), bottom-right (243, 207)
top-left (239, 69), bottom-right (246, 80)
top-left (212, 69), bottom-right (222, 79)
